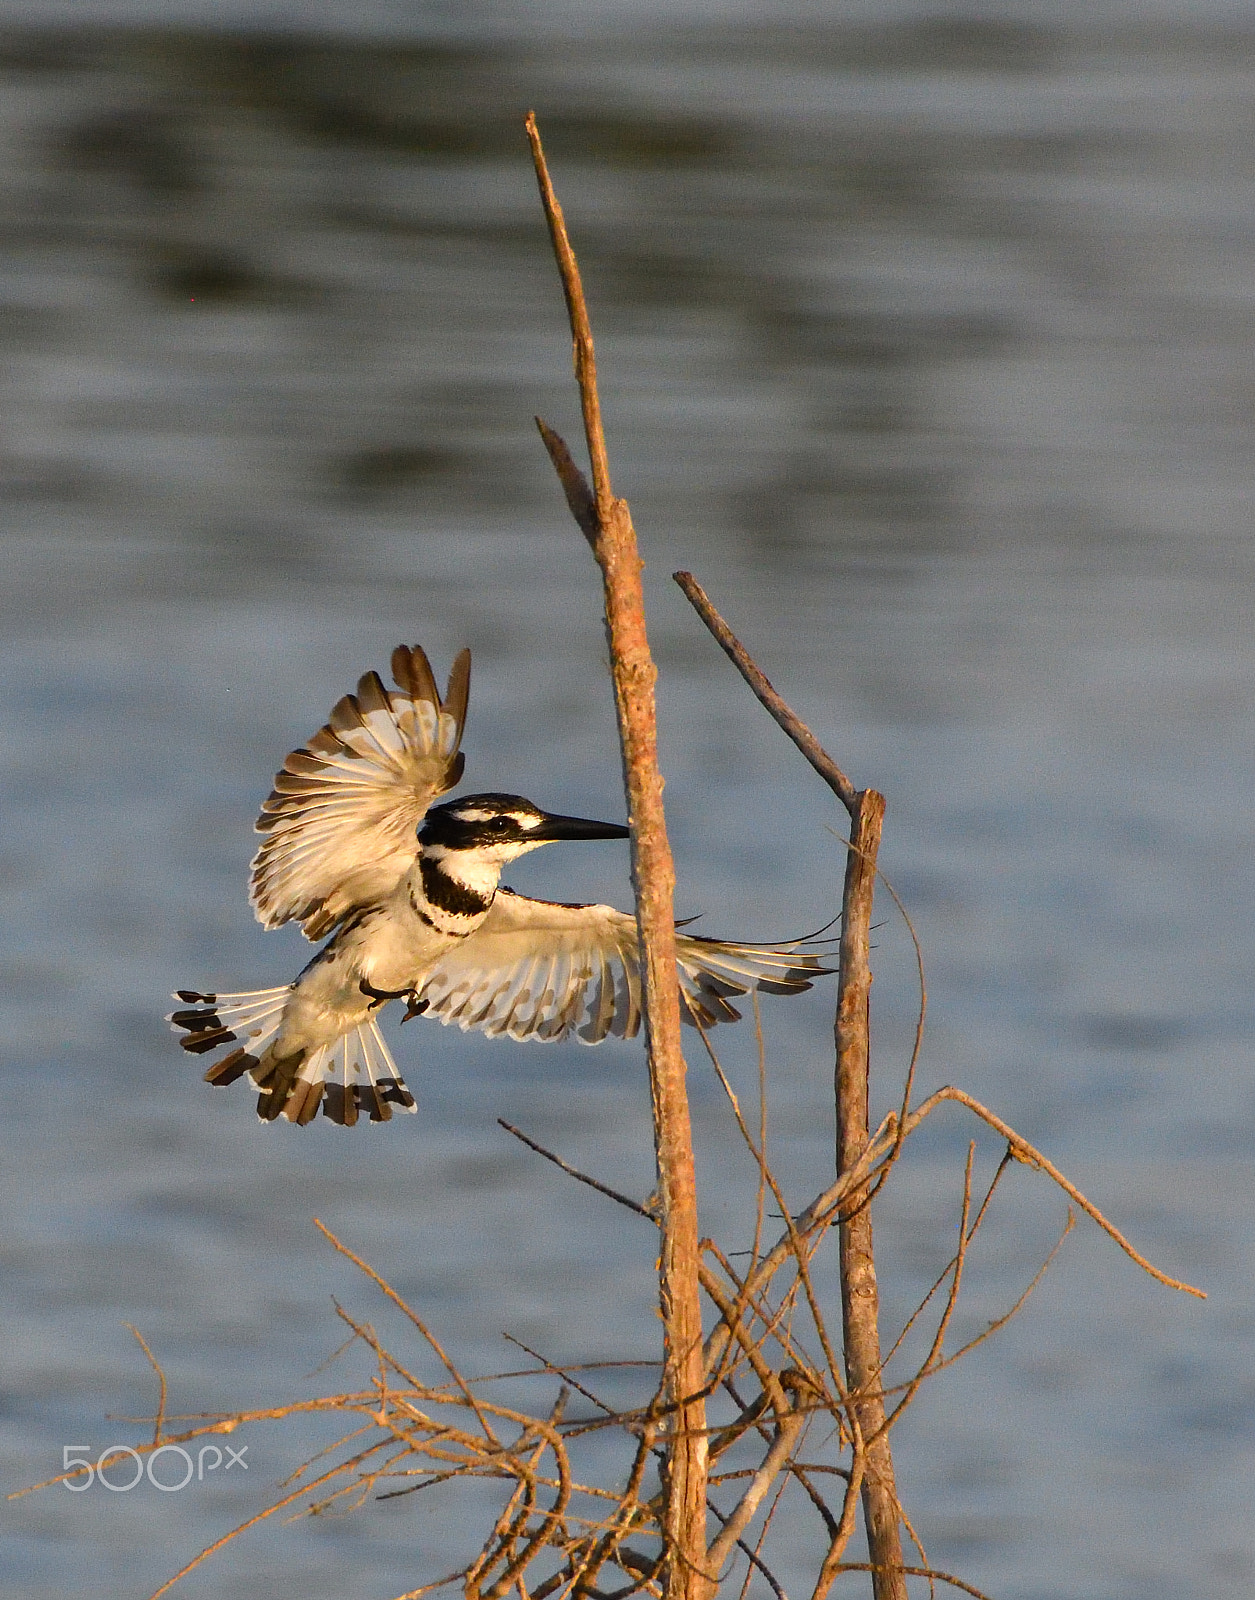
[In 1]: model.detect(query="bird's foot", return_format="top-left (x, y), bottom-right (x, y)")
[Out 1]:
top-left (400, 992), bottom-right (429, 1025)
top-left (358, 977), bottom-right (410, 1010)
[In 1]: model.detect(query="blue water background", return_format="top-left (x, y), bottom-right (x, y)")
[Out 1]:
top-left (1, 8), bottom-right (1253, 1597)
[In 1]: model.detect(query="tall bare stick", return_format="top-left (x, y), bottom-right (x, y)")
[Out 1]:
top-left (834, 791), bottom-right (907, 1600)
top-left (525, 112), bottom-right (712, 1600)
top-left (674, 572), bottom-right (907, 1599)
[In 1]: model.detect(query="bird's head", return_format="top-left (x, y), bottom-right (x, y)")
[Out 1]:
top-left (420, 793), bottom-right (630, 866)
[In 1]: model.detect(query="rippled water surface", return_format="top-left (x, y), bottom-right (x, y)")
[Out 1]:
top-left (2, 9), bottom-right (1253, 1599)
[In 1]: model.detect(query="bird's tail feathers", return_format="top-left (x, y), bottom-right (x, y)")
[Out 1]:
top-left (168, 987), bottom-right (416, 1126)
top-left (169, 986), bottom-right (290, 1078)
top-left (252, 1020), bottom-right (416, 1126)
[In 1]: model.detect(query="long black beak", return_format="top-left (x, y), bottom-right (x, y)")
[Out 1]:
top-left (530, 811), bottom-right (631, 843)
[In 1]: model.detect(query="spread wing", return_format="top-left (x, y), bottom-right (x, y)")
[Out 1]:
top-left (250, 645), bottom-right (471, 940)
top-left (415, 888), bottom-right (831, 1044)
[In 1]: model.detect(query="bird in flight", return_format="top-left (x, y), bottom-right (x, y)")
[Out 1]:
top-left (171, 646), bottom-right (829, 1127)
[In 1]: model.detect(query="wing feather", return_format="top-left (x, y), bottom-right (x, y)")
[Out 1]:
top-left (250, 646), bottom-right (471, 939)
top-left (416, 889), bottom-right (830, 1045)
top-left (584, 943), bottom-right (616, 1044)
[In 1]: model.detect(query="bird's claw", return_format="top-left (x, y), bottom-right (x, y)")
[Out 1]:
top-left (357, 977), bottom-right (427, 1021)
top-left (401, 993), bottom-right (428, 1025)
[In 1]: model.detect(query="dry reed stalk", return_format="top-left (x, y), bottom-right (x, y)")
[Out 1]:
top-left (833, 790), bottom-right (907, 1600)
top-left (525, 111), bottom-right (712, 1600)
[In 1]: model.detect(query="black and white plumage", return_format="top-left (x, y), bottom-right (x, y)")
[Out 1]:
top-left (171, 646), bottom-right (830, 1127)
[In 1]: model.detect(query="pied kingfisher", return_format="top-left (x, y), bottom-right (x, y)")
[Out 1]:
top-left (171, 646), bottom-right (829, 1127)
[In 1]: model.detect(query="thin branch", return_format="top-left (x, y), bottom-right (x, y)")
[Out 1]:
top-left (525, 115), bottom-right (613, 527)
top-left (125, 1323), bottom-right (168, 1448)
top-left (695, 1029), bottom-right (834, 1393)
top-left (536, 417), bottom-right (598, 549)
top-left (879, 1150), bottom-right (1013, 1375)
top-left (886, 1210), bottom-right (1077, 1398)
top-left (702, 1114), bottom-right (902, 1382)
top-left (569, 1409), bottom-right (660, 1598)
top-left (391, 1569), bottom-right (473, 1600)
top-left (718, 1074), bottom-right (1201, 1385)
top-left (862, 862), bottom-right (927, 1180)
top-left (499, 1120), bottom-right (653, 1222)
top-left (751, 993), bottom-right (770, 1309)
top-left (147, 1441), bottom-right (394, 1599)
top-left (902, 1088), bottom-right (1206, 1298)
top-left (703, 1503), bottom-right (789, 1600)
top-left (468, 1420), bottom-right (549, 1597)
top-left (693, 1023), bottom-right (846, 1405)
top-left (673, 571), bottom-right (858, 817)
top-left (696, 1264), bottom-right (790, 1422)
top-left (828, 1566), bottom-right (994, 1600)
top-left (672, 572), bottom-right (1203, 1308)
top-left (315, 1219), bottom-right (502, 1442)
top-left (707, 1391), bottom-right (772, 1465)
top-left (735, 1432), bottom-right (798, 1600)
top-left (879, 1146), bottom-right (975, 1431)
top-left (480, 1394), bottom-right (571, 1600)
top-left (809, 1446), bottom-right (866, 1600)
top-left (786, 1464), bottom-right (844, 1542)
top-left (705, 1403), bottom-right (806, 1572)
top-left (705, 1245), bottom-right (834, 1413)
top-left (898, 1503), bottom-right (934, 1600)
